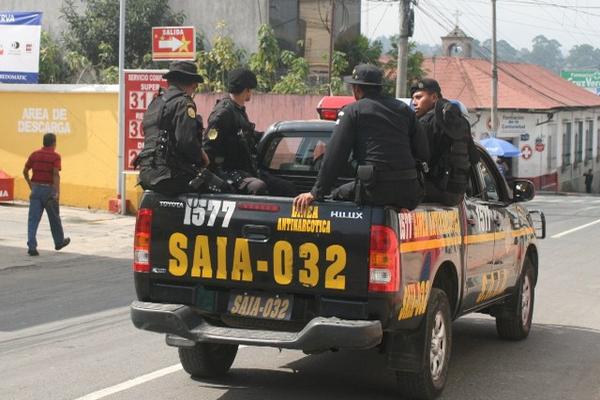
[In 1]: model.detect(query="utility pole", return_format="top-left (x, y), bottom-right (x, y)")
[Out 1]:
top-left (117, 0), bottom-right (126, 214)
top-left (328, 0), bottom-right (336, 95)
top-left (491, 0), bottom-right (498, 137)
top-left (396, 0), bottom-right (411, 98)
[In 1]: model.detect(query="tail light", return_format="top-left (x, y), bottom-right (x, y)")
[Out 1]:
top-left (133, 208), bottom-right (153, 273)
top-left (238, 202), bottom-right (280, 212)
top-left (318, 108), bottom-right (339, 121)
top-left (369, 225), bottom-right (400, 292)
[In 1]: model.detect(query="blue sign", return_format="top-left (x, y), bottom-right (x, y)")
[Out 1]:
top-left (0, 11), bottom-right (43, 83)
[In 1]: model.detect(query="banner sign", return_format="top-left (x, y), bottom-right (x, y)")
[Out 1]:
top-left (0, 12), bottom-right (42, 83)
top-left (124, 69), bottom-right (168, 171)
top-left (152, 26), bottom-right (195, 61)
top-left (560, 70), bottom-right (600, 94)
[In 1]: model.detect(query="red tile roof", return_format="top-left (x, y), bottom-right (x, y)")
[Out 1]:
top-left (421, 57), bottom-right (600, 110)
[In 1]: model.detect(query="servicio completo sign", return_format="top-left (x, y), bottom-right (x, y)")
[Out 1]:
top-left (560, 70), bottom-right (600, 90)
top-left (124, 70), bottom-right (168, 171)
top-left (152, 26), bottom-right (195, 61)
top-left (0, 12), bottom-right (42, 83)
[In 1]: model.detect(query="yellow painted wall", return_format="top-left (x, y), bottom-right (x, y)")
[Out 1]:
top-left (0, 88), bottom-right (143, 211)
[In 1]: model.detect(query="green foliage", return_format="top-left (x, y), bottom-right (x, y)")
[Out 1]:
top-left (60, 0), bottom-right (184, 82)
top-left (328, 51), bottom-right (350, 95)
top-left (566, 44), bottom-right (600, 69)
top-left (39, 31), bottom-right (69, 83)
top-left (524, 35), bottom-right (564, 73)
top-left (335, 34), bottom-right (383, 75)
top-left (196, 21), bottom-right (245, 93)
top-left (249, 24), bottom-right (282, 92)
top-left (272, 50), bottom-right (310, 94)
top-left (384, 38), bottom-right (425, 96)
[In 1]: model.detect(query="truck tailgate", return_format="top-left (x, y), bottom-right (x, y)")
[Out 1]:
top-left (147, 193), bottom-right (374, 298)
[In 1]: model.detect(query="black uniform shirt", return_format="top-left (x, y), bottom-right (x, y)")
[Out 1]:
top-left (203, 97), bottom-right (257, 174)
top-left (311, 95), bottom-right (429, 199)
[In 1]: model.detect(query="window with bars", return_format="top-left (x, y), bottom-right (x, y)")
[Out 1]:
top-left (562, 121), bottom-right (572, 166)
top-left (575, 120), bottom-right (583, 164)
top-left (586, 120), bottom-right (594, 161)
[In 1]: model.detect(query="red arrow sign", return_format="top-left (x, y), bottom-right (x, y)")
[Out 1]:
top-left (535, 143), bottom-right (545, 152)
top-left (152, 26), bottom-right (195, 61)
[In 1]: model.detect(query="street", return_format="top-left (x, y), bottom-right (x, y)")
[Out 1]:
top-left (1, 194), bottom-right (600, 400)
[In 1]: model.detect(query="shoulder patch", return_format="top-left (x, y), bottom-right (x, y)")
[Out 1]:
top-left (187, 106), bottom-right (196, 119)
top-left (207, 128), bottom-right (218, 140)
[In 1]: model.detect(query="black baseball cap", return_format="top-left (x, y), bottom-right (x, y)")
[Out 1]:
top-left (163, 61), bottom-right (203, 83)
top-left (228, 68), bottom-right (258, 93)
top-left (410, 78), bottom-right (442, 96)
top-left (343, 64), bottom-right (383, 86)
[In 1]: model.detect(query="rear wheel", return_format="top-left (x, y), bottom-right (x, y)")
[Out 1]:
top-left (396, 288), bottom-right (452, 400)
top-left (178, 342), bottom-right (238, 378)
top-left (496, 258), bottom-right (535, 340)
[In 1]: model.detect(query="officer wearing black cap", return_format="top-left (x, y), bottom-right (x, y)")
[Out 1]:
top-left (294, 64), bottom-right (430, 213)
top-left (203, 68), bottom-right (295, 196)
top-left (136, 61), bottom-right (221, 195)
top-left (411, 78), bottom-right (478, 206)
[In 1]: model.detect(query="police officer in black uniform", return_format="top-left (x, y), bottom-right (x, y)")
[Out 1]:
top-left (203, 68), bottom-right (295, 196)
top-left (294, 64), bottom-right (430, 213)
top-left (411, 78), bottom-right (478, 206)
top-left (136, 61), bottom-right (223, 196)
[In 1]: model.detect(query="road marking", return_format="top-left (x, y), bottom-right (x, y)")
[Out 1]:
top-left (74, 364), bottom-right (183, 400)
top-left (73, 345), bottom-right (248, 400)
top-left (551, 218), bottom-right (600, 239)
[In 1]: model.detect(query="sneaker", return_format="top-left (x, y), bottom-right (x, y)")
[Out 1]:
top-left (28, 249), bottom-right (39, 256)
top-left (55, 237), bottom-right (71, 251)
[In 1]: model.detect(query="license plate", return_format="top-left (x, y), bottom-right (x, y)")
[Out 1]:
top-left (227, 292), bottom-right (293, 320)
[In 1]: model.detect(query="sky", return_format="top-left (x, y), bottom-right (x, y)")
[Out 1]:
top-left (362, 0), bottom-right (600, 53)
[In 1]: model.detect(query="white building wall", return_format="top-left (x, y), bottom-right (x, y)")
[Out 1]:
top-left (469, 107), bottom-right (600, 192)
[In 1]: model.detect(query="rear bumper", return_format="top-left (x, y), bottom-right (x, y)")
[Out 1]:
top-left (130, 301), bottom-right (383, 353)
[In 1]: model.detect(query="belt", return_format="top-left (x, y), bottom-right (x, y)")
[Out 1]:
top-left (376, 169), bottom-right (417, 181)
top-left (32, 182), bottom-right (53, 187)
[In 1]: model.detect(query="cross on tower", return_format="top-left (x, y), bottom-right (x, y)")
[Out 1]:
top-left (453, 9), bottom-right (462, 28)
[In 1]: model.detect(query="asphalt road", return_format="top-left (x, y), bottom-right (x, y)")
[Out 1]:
top-left (1, 194), bottom-right (600, 400)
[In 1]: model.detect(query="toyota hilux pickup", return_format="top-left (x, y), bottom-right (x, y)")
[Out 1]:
top-left (130, 118), bottom-right (545, 399)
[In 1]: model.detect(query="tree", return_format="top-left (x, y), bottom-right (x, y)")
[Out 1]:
top-left (249, 24), bottom-right (283, 92)
top-left (566, 44), bottom-right (600, 69)
top-left (60, 0), bottom-right (185, 83)
top-left (481, 39), bottom-right (522, 62)
top-left (39, 31), bottom-right (69, 83)
top-left (523, 35), bottom-right (564, 73)
top-left (335, 34), bottom-right (382, 75)
top-left (384, 37), bottom-right (425, 97)
top-left (272, 50), bottom-right (310, 94)
top-left (196, 22), bottom-right (245, 93)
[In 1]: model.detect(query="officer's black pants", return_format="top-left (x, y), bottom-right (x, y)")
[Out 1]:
top-left (423, 180), bottom-right (464, 206)
top-left (331, 179), bottom-right (422, 210)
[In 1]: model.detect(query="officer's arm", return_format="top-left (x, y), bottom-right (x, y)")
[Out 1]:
top-left (410, 112), bottom-right (430, 163)
top-left (173, 100), bottom-right (204, 164)
top-left (310, 108), bottom-right (355, 200)
top-left (203, 108), bottom-right (232, 164)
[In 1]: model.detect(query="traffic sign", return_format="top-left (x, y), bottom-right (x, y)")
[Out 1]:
top-left (152, 26), bottom-right (195, 61)
top-left (535, 143), bottom-right (545, 152)
top-left (521, 145), bottom-right (532, 160)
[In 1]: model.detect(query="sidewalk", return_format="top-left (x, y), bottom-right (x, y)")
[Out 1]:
top-left (0, 201), bottom-right (135, 271)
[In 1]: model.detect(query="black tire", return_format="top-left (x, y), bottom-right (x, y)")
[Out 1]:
top-left (496, 258), bottom-right (535, 340)
top-left (396, 288), bottom-right (452, 400)
top-left (178, 342), bottom-right (238, 378)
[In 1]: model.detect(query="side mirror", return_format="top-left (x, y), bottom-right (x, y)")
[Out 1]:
top-left (512, 179), bottom-right (535, 202)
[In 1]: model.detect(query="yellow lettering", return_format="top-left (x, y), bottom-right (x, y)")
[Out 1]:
top-left (238, 296), bottom-right (249, 314)
top-left (168, 233), bottom-right (188, 276)
top-left (231, 238), bottom-right (253, 282)
top-left (216, 236), bottom-right (228, 280)
top-left (249, 297), bottom-right (261, 316)
top-left (273, 240), bottom-right (293, 285)
top-left (230, 296), bottom-right (242, 313)
top-left (299, 242), bottom-right (319, 287)
top-left (325, 245), bottom-right (346, 290)
top-left (191, 235), bottom-right (213, 278)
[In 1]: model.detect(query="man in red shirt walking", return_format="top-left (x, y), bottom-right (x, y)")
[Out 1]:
top-left (23, 133), bottom-right (70, 256)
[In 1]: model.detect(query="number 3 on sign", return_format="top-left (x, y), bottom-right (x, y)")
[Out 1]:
top-left (128, 120), bottom-right (143, 138)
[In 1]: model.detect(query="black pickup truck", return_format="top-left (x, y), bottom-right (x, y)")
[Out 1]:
top-left (130, 119), bottom-right (545, 399)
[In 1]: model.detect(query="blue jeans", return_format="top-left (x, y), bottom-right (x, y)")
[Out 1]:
top-left (27, 184), bottom-right (65, 250)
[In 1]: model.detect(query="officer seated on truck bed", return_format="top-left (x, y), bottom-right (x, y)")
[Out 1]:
top-left (135, 61), bottom-right (228, 196)
top-left (293, 64), bottom-right (429, 214)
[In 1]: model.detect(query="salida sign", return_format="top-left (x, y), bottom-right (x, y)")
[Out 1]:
top-left (124, 70), bottom-right (168, 171)
top-left (152, 26), bottom-right (195, 61)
